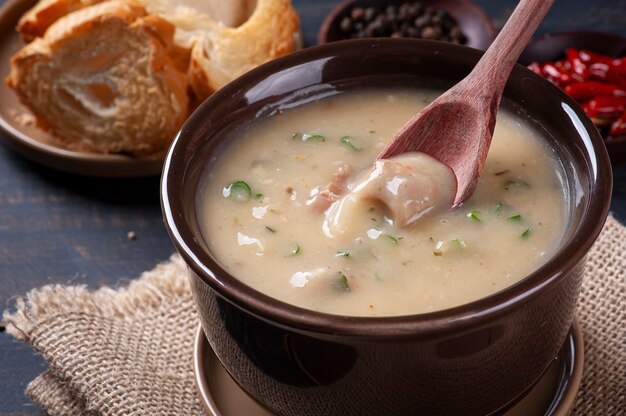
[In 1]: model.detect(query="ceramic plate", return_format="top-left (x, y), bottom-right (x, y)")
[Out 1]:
top-left (0, 0), bottom-right (164, 177)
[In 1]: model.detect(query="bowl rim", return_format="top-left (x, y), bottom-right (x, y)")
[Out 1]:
top-left (161, 38), bottom-right (612, 340)
top-left (317, 0), bottom-right (496, 50)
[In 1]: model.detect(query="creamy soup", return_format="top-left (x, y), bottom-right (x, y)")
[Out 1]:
top-left (196, 89), bottom-right (567, 316)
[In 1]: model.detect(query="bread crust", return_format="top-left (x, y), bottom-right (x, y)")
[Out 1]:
top-left (185, 0), bottom-right (301, 100)
top-left (17, 0), bottom-right (104, 42)
top-left (7, 1), bottom-right (189, 156)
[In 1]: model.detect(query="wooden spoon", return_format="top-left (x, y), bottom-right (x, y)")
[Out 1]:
top-left (378, 0), bottom-right (555, 206)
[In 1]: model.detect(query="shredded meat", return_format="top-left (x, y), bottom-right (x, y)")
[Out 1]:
top-left (307, 164), bottom-right (352, 212)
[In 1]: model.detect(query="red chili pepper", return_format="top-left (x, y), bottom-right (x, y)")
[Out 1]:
top-left (589, 62), bottom-right (626, 87)
top-left (609, 111), bottom-right (626, 137)
top-left (571, 49), bottom-right (626, 86)
top-left (542, 63), bottom-right (575, 85)
top-left (531, 49), bottom-right (626, 136)
top-left (553, 59), bottom-right (585, 82)
top-left (583, 50), bottom-right (626, 71)
top-left (566, 49), bottom-right (589, 80)
top-left (614, 59), bottom-right (626, 73)
top-left (587, 96), bottom-right (626, 118)
top-left (528, 62), bottom-right (543, 76)
top-left (554, 60), bottom-right (570, 70)
top-left (578, 49), bottom-right (614, 65)
top-left (564, 82), bottom-right (626, 101)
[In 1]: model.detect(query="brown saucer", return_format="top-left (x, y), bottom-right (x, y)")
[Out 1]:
top-left (0, 0), bottom-right (164, 177)
top-left (194, 318), bottom-right (583, 416)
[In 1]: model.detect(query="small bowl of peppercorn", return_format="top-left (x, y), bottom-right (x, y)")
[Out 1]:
top-left (519, 31), bottom-right (626, 165)
top-left (319, 0), bottom-right (495, 50)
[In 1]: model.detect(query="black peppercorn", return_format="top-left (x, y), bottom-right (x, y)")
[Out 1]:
top-left (406, 27), bottom-right (419, 38)
top-left (421, 26), bottom-right (438, 39)
top-left (364, 7), bottom-right (377, 21)
top-left (336, 1), bottom-right (467, 45)
top-left (351, 7), bottom-right (365, 21)
top-left (340, 16), bottom-right (352, 32)
top-left (414, 15), bottom-right (429, 29)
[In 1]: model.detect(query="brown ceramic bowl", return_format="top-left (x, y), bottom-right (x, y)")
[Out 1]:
top-left (161, 39), bottom-right (611, 415)
top-left (318, 0), bottom-right (495, 50)
top-left (519, 31), bottom-right (626, 165)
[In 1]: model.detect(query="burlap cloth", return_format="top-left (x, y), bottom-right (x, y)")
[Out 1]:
top-left (3, 216), bottom-right (625, 415)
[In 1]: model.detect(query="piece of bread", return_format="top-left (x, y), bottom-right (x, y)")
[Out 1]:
top-left (17, 0), bottom-right (104, 43)
top-left (161, 0), bottom-right (301, 100)
top-left (6, 1), bottom-right (189, 156)
top-left (15, 0), bottom-right (300, 101)
top-left (16, 0), bottom-right (258, 42)
top-left (10, 0), bottom-right (299, 155)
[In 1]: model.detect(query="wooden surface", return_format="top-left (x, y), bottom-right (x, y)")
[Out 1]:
top-left (0, 0), bottom-right (625, 413)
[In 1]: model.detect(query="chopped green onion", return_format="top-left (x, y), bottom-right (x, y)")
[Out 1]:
top-left (467, 210), bottom-right (482, 223)
top-left (301, 133), bottom-right (325, 142)
top-left (520, 228), bottom-right (532, 239)
top-left (505, 179), bottom-right (531, 189)
top-left (289, 243), bottom-right (300, 256)
top-left (495, 202), bottom-right (504, 213)
top-left (508, 214), bottom-right (522, 222)
top-left (386, 234), bottom-right (398, 244)
top-left (434, 239), bottom-right (466, 256)
top-left (265, 226), bottom-right (276, 233)
top-left (223, 181), bottom-right (252, 201)
top-left (336, 251), bottom-right (351, 258)
top-left (494, 169), bottom-right (510, 176)
top-left (254, 193), bottom-right (264, 199)
top-left (291, 132), bottom-right (299, 139)
top-left (332, 272), bottom-right (350, 292)
top-left (372, 225), bottom-right (399, 244)
top-left (340, 136), bottom-right (362, 151)
top-left (449, 239), bottom-right (467, 250)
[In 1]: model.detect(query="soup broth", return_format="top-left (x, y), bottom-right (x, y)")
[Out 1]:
top-left (196, 89), bottom-right (567, 316)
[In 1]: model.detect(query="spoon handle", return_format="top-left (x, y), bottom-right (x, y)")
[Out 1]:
top-left (469, 0), bottom-right (555, 95)
top-left (376, 0), bottom-right (556, 207)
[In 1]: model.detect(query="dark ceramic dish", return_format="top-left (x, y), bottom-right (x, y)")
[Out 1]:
top-left (318, 0), bottom-right (495, 50)
top-left (161, 39), bottom-right (611, 416)
top-left (519, 31), bottom-right (626, 165)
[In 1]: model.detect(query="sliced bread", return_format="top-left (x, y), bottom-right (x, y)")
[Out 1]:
top-left (7, 0), bottom-right (189, 156)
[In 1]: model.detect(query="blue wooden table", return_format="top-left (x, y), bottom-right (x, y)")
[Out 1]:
top-left (0, 0), bottom-right (625, 413)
